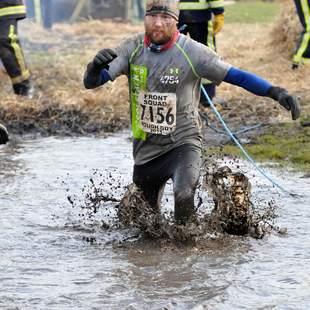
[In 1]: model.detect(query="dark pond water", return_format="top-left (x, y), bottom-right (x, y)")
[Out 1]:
top-left (0, 132), bottom-right (309, 309)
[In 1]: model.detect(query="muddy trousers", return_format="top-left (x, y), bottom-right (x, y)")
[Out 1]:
top-left (0, 18), bottom-right (30, 95)
top-left (133, 144), bottom-right (202, 224)
top-left (293, 0), bottom-right (310, 65)
top-left (179, 21), bottom-right (217, 103)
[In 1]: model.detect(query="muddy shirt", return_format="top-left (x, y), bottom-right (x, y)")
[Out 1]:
top-left (108, 33), bottom-right (231, 165)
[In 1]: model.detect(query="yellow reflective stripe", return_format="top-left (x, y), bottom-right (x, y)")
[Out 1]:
top-left (301, 57), bottom-right (310, 63)
top-left (293, 0), bottom-right (310, 63)
top-left (0, 5), bottom-right (26, 17)
top-left (301, 0), bottom-right (310, 32)
top-left (34, 0), bottom-right (42, 24)
top-left (208, 0), bottom-right (224, 9)
top-left (8, 24), bottom-right (29, 84)
top-left (293, 32), bottom-right (310, 63)
top-left (179, 1), bottom-right (208, 10)
top-left (179, 0), bottom-right (224, 10)
top-left (207, 19), bottom-right (215, 50)
top-left (11, 71), bottom-right (30, 84)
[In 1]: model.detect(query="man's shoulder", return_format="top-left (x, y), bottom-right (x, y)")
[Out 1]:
top-left (115, 32), bottom-right (144, 58)
top-left (177, 33), bottom-right (212, 53)
top-left (120, 32), bottom-right (145, 48)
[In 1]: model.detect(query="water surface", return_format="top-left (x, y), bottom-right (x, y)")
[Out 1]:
top-left (0, 132), bottom-right (309, 309)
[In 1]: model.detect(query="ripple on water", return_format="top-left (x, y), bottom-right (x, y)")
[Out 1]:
top-left (0, 134), bottom-right (309, 309)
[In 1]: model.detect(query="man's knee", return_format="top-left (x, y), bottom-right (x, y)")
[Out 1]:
top-left (175, 186), bottom-right (194, 202)
top-left (174, 187), bottom-right (196, 224)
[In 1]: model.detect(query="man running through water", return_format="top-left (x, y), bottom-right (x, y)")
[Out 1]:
top-left (84, 0), bottom-right (300, 225)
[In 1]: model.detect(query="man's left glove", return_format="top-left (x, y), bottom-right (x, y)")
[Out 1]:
top-left (267, 86), bottom-right (301, 120)
top-left (213, 13), bottom-right (224, 35)
top-left (0, 124), bottom-right (9, 145)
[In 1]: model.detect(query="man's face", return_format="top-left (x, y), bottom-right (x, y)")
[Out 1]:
top-left (144, 13), bottom-right (177, 45)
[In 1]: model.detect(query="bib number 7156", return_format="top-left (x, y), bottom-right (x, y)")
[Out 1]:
top-left (138, 91), bottom-right (176, 135)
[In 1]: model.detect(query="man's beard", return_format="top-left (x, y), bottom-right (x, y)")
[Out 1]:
top-left (146, 29), bottom-right (174, 45)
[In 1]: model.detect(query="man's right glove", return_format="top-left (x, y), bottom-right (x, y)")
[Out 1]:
top-left (87, 48), bottom-right (117, 75)
top-left (0, 123), bottom-right (9, 145)
top-left (267, 86), bottom-right (301, 120)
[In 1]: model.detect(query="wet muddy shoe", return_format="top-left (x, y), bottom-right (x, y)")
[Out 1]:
top-left (13, 80), bottom-right (34, 98)
top-left (292, 63), bottom-right (299, 70)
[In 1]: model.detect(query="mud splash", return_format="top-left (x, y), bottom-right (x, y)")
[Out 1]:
top-left (64, 159), bottom-right (284, 246)
top-left (203, 162), bottom-right (284, 238)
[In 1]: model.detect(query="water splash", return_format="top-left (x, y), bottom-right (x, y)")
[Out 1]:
top-left (62, 162), bottom-right (284, 245)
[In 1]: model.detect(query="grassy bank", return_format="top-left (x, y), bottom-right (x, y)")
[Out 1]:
top-left (225, 1), bottom-right (280, 24)
top-left (207, 122), bottom-right (310, 172)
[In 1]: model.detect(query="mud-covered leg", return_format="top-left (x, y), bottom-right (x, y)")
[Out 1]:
top-left (173, 146), bottom-right (202, 224)
top-left (133, 165), bottom-right (167, 211)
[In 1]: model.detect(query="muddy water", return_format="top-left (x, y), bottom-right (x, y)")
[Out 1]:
top-left (0, 131), bottom-right (309, 310)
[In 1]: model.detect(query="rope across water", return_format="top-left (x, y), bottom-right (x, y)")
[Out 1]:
top-left (201, 85), bottom-right (298, 197)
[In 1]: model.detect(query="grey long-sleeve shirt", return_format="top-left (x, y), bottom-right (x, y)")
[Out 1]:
top-left (84, 33), bottom-right (231, 165)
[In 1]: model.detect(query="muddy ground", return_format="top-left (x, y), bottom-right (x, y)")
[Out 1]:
top-left (0, 3), bottom-right (309, 142)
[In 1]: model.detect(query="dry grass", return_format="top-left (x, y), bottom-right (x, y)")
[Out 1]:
top-left (0, 20), bottom-right (136, 135)
top-left (0, 1), bottom-right (309, 136)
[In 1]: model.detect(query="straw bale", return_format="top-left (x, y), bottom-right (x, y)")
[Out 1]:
top-left (270, 0), bottom-right (301, 57)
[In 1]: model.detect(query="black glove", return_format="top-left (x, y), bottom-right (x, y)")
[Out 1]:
top-left (88, 48), bottom-right (117, 75)
top-left (267, 86), bottom-right (301, 120)
top-left (0, 123), bottom-right (9, 145)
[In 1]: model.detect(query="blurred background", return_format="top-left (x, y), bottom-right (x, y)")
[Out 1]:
top-left (0, 0), bottom-right (309, 169)
top-left (24, 0), bottom-right (146, 28)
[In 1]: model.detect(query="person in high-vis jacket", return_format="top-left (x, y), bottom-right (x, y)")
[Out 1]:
top-left (0, 0), bottom-right (31, 96)
top-left (292, 0), bottom-right (310, 69)
top-left (178, 0), bottom-right (225, 105)
top-left (84, 0), bottom-right (301, 225)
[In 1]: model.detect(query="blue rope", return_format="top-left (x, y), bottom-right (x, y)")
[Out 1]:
top-left (200, 111), bottom-right (262, 136)
top-left (201, 85), bottom-right (296, 197)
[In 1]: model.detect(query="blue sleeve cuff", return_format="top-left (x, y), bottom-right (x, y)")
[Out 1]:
top-left (100, 69), bottom-right (112, 85)
top-left (223, 67), bottom-right (272, 96)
